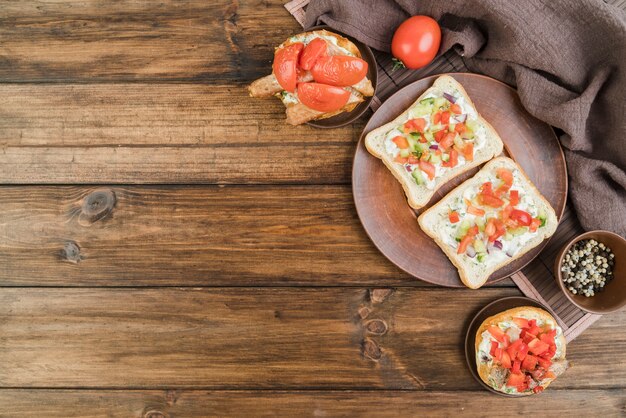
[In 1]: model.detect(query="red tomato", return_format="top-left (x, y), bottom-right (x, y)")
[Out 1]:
top-left (501, 350), bottom-right (512, 369)
top-left (489, 341), bottom-right (498, 356)
top-left (479, 193), bottom-right (505, 208)
top-left (395, 155), bottom-right (408, 164)
top-left (391, 15), bottom-right (441, 69)
top-left (537, 357), bottom-right (552, 370)
top-left (528, 338), bottom-right (550, 356)
top-left (442, 148), bottom-right (458, 168)
top-left (485, 218), bottom-right (496, 236)
top-left (419, 160), bottom-right (436, 180)
top-left (407, 155), bottom-right (421, 165)
top-left (404, 118), bottom-right (426, 133)
top-left (433, 111), bottom-right (442, 125)
top-left (392, 135), bottom-right (410, 149)
top-left (273, 43), bottom-right (304, 92)
top-left (449, 211), bottom-right (460, 223)
top-left (521, 354), bottom-right (538, 371)
top-left (440, 111), bottom-right (451, 124)
top-left (512, 360), bottom-right (521, 374)
top-left (299, 38), bottom-right (327, 71)
top-left (497, 168), bottom-right (514, 186)
top-left (533, 386), bottom-right (544, 394)
top-left (434, 129), bottom-right (446, 143)
top-left (297, 82), bottom-right (350, 113)
top-left (466, 200), bottom-right (486, 216)
top-left (439, 132), bottom-right (455, 150)
top-left (506, 339), bottom-right (523, 359)
top-left (454, 122), bottom-right (467, 134)
top-left (450, 103), bottom-right (463, 114)
top-left (457, 233), bottom-right (474, 255)
top-left (510, 209), bottom-right (532, 226)
top-left (512, 317), bottom-right (530, 328)
top-left (461, 142), bottom-right (474, 161)
top-left (311, 55), bottom-right (368, 87)
top-left (506, 373), bottom-right (525, 388)
top-left (487, 325), bottom-right (507, 344)
top-left (509, 190), bottom-right (520, 206)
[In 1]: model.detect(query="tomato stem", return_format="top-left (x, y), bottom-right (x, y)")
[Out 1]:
top-left (391, 58), bottom-right (406, 72)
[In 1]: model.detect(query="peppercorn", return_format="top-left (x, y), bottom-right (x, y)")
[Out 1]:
top-left (560, 239), bottom-right (615, 297)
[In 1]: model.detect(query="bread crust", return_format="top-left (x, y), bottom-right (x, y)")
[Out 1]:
top-left (418, 157), bottom-right (558, 289)
top-left (474, 306), bottom-right (567, 396)
top-left (364, 75), bottom-right (503, 209)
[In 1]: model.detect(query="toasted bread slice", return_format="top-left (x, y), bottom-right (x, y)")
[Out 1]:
top-left (248, 30), bottom-right (374, 125)
top-left (365, 75), bottom-right (503, 209)
top-left (418, 157), bottom-right (558, 289)
top-left (475, 306), bottom-right (568, 396)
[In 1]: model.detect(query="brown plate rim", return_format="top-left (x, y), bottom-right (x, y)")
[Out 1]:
top-left (305, 25), bottom-right (378, 129)
top-left (464, 296), bottom-right (557, 397)
top-left (352, 72), bottom-right (567, 287)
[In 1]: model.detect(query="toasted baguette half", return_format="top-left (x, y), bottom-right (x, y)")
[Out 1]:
top-left (364, 75), bottom-right (503, 209)
top-left (248, 30), bottom-right (374, 125)
top-left (475, 306), bottom-right (568, 396)
top-left (418, 157), bottom-right (558, 289)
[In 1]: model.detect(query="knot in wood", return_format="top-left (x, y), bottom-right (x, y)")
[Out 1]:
top-left (143, 411), bottom-right (169, 418)
top-left (365, 319), bottom-right (388, 335)
top-left (61, 241), bottom-right (82, 263)
top-left (370, 288), bottom-right (393, 304)
top-left (362, 338), bottom-right (382, 361)
top-left (81, 189), bottom-right (116, 223)
top-left (358, 306), bottom-right (371, 319)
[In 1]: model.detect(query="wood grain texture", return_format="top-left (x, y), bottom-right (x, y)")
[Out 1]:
top-left (0, 0), bottom-right (299, 83)
top-left (1, 389), bottom-right (624, 417)
top-left (0, 287), bottom-right (624, 389)
top-left (0, 84), bottom-right (363, 184)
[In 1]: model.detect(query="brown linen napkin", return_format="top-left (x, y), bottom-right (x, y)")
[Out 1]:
top-left (304, 0), bottom-right (626, 236)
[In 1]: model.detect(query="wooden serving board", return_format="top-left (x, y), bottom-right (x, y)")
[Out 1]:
top-left (285, 0), bottom-right (602, 341)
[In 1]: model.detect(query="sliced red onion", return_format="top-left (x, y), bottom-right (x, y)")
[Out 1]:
top-left (405, 165), bottom-right (412, 172)
top-left (443, 92), bottom-right (457, 103)
top-left (493, 240), bottom-right (503, 250)
top-left (454, 114), bottom-right (467, 123)
top-left (466, 245), bottom-right (476, 258)
top-left (506, 251), bottom-right (514, 257)
top-left (429, 144), bottom-right (439, 150)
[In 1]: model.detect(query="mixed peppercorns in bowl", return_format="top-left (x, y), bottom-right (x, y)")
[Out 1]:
top-left (555, 230), bottom-right (626, 314)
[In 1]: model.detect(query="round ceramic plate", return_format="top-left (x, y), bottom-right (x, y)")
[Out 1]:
top-left (352, 73), bottom-right (567, 287)
top-left (464, 296), bottom-right (557, 396)
top-left (306, 25), bottom-right (378, 128)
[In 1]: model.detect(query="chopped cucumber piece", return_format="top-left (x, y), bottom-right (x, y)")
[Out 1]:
top-left (407, 135), bottom-right (418, 150)
top-left (466, 119), bottom-right (479, 132)
top-left (430, 154), bottom-right (442, 164)
top-left (475, 217), bottom-right (486, 231)
top-left (420, 98), bottom-right (435, 105)
top-left (414, 142), bottom-right (429, 153)
top-left (509, 227), bottom-right (527, 236)
top-left (453, 133), bottom-right (465, 149)
top-left (430, 124), bottom-right (445, 132)
top-left (441, 153), bottom-right (450, 162)
top-left (434, 97), bottom-right (447, 109)
top-left (412, 170), bottom-right (424, 185)
top-left (457, 220), bottom-right (472, 238)
top-left (399, 149), bottom-right (411, 158)
top-left (539, 216), bottom-right (547, 227)
top-left (449, 123), bottom-right (456, 133)
top-left (473, 239), bottom-right (486, 253)
top-left (504, 232), bottom-right (513, 240)
top-left (412, 104), bottom-right (432, 116)
top-left (477, 253), bottom-right (486, 262)
top-left (423, 131), bottom-right (434, 142)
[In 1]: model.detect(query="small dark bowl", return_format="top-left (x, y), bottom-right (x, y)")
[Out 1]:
top-left (464, 296), bottom-right (556, 397)
top-left (305, 25), bottom-right (378, 129)
top-left (554, 230), bottom-right (626, 314)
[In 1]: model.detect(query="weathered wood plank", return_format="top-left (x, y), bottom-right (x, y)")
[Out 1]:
top-left (0, 185), bottom-right (515, 287)
top-left (1, 389), bottom-right (624, 417)
top-left (0, 84), bottom-right (363, 184)
top-left (0, 288), bottom-right (624, 389)
top-left (0, 0), bottom-right (299, 82)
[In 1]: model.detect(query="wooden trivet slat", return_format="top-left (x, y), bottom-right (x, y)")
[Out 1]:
top-left (285, 0), bottom-right (601, 341)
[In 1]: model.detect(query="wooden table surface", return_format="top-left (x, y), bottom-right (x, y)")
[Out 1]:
top-left (1, 1), bottom-right (625, 416)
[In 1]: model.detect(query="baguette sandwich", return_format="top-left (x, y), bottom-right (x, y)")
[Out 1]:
top-left (364, 75), bottom-right (503, 209)
top-left (249, 30), bottom-right (374, 125)
top-left (475, 306), bottom-right (568, 395)
top-left (418, 157), bottom-right (558, 289)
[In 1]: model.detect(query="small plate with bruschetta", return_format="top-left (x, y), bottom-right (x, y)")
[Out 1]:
top-left (353, 73), bottom-right (567, 288)
top-left (248, 25), bottom-right (377, 128)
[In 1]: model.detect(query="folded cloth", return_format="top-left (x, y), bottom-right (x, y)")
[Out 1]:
top-left (305, 0), bottom-right (626, 236)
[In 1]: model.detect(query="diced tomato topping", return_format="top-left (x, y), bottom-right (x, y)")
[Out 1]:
top-left (403, 118), bottom-right (426, 133)
top-left (500, 204), bottom-right (513, 221)
top-left (494, 347), bottom-right (503, 361)
top-left (442, 148), bottom-right (458, 168)
top-left (441, 111), bottom-right (451, 124)
top-left (533, 386), bottom-right (544, 394)
top-left (517, 342), bottom-right (529, 361)
top-left (466, 200), bottom-right (486, 216)
top-left (529, 218), bottom-right (541, 232)
top-left (487, 219), bottom-right (506, 242)
top-left (510, 209), bottom-right (532, 227)
top-left (394, 155), bottom-right (408, 164)
top-left (490, 341), bottom-right (498, 356)
top-left (457, 233), bottom-right (473, 255)
top-left (537, 357), bottom-right (552, 370)
top-left (496, 168), bottom-right (514, 186)
top-left (528, 338), bottom-right (550, 356)
top-left (439, 132), bottom-right (455, 150)
top-left (506, 373), bottom-right (525, 388)
top-left (449, 211), bottom-right (460, 224)
top-left (273, 43), bottom-right (304, 92)
top-left (454, 122), bottom-right (467, 134)
top-left (527, 325), bottom-right (542, 337)
top-left (406, 155), bottom-right (420, 165)
top-left (468, 225), bottom-right (479, 236)
top-left (544, 371), bottom-right (556, 379)
top-left (434, 129), bottom-right (446, 143)
top-left (433, 111), bottom-right (441, 124)
top-left (522, 332), bottom-right (535, 344)
top-left (521, 354), bottom-right (538, 371)
top-left (418, 160), bottom-right (436, 180)
top-left (461, 142), bottom-right (474, 161)
top-left (487, 326), bottom-right (507, 344)
top-left (485, 218), bottom-right (496, 237)
top-left (512, 317), bottom-right (530, 328)
top-left (506, 339), bottom-right (523, 358)
top-left (299, 38), bottom-right (327, 70)
top-left (509, 190), bottom-right (520, 206)
top-left (392, 136), bottom-right (410, 149)
top-left (479, 193), bottom-right (505, 208)
top-left (539, 333), bottom-right (555, 346)
top-left (500, 350), bottom-right (512, 369)
top-left (511, 359), bottom-right (521, 374)
top-left (449, 103), bottom-right (462, 114)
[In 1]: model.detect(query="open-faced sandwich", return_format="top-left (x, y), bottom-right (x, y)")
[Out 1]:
top-left (418, 157), bottom-right (558, 289)
top-left (364, 75), bottom-right (503, 208)
top-left (248, 30), bottom-right (374, 125)
top-left (476, 306), bottom-right (568, 395)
